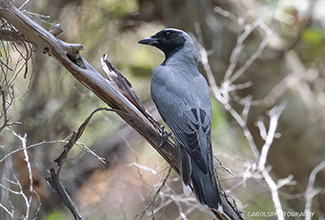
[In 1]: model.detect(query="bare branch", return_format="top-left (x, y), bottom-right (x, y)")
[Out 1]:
top-left (0, 175), bottom-right (36, 220)
top-left (76, 142), bottom-right (106, 165)
top-left (135, 167), bottom-right (173, 219)
top-left (53, 107), bottom-right (110, 168)
top-left (257, 102), bottom-right (286, 220)
top-left (45, 168), bottom-right (82, 220)
top-left (0, 199), bottom-right (13, 219)
top-left (10, 131), bottom-right (34, 219)
top-left (228, 19), bottom-right (272, 84)
top-left (305, 160), bottom-right (325, 220)
top-left (258, 102), bottom-right (286, 169)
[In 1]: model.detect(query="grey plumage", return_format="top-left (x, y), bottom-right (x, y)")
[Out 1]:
top-left (138, 28), bottom-right (222, 212)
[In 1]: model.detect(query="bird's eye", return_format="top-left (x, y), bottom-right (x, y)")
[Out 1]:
top-left (165, 31), bottom-right (171, 38)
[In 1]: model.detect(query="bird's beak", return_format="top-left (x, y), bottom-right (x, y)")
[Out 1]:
top-left (138, 37), bottom-right (158, 45)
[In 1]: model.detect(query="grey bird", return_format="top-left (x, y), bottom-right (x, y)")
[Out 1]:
top-left (138, 28), bottom-right (223, 213)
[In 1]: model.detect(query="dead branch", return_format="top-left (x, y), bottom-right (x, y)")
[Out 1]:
top-left (45, 168), bottom-right (82, 220)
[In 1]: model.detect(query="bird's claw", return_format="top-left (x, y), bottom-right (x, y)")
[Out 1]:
top-left (159, 128), bottom-right (171, 147)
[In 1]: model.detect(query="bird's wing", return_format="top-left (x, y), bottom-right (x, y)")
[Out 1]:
top-left (151, 70), bottom-right (212, 175)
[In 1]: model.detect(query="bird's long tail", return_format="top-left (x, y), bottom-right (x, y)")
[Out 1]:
top-left (191, 159), bottom-right (222, 211)
top-left (178, 146), bottom-right (222, 212)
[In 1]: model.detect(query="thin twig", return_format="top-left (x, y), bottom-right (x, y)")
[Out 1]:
top-left (258, 102), bottom-right (286, 169)
top-left (11, 131), bottom-right (34, 220)
top-left (257, 102), bottom-right (286, 220)
top-left (135, 167), bottom-right (173, 219)
top-left (228, 19), bottom-right (272, 84)
top-left (304, 160), bottom-right (325, 220)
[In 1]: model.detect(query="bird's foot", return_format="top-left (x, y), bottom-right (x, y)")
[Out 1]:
top-left (159, 128), bottom-right (171, 147)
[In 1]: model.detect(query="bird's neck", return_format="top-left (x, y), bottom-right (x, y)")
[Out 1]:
top-left (162, 48), bottom-right (199, 67)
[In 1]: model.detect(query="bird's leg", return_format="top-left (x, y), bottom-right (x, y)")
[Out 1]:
top-left (146, 113), bottom-right (172, 147)
top-left (159, 126), bottom-right (171, 147)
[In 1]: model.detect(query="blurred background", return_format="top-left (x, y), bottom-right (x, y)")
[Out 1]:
top-left (1, 0), bottom-right (325, 219)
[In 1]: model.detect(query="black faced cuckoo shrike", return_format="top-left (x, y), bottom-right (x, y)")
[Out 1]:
top-left (138, 28), bottom-right (223, 214)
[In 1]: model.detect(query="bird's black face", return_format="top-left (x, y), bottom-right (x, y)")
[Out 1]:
top-left (138, 29), bottom-right (186, 59)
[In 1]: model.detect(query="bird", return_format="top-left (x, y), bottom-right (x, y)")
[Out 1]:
top-left (138, 28), bottom-right (223, 213)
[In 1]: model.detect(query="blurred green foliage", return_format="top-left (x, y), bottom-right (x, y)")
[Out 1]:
top-left (302, 27), bottom-right (324, 45)
top-left (47, 211), bottom-right (68, 220)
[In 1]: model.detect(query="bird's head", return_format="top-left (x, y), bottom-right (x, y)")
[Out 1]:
top-left (138, 28), bottom-right (195, 61)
